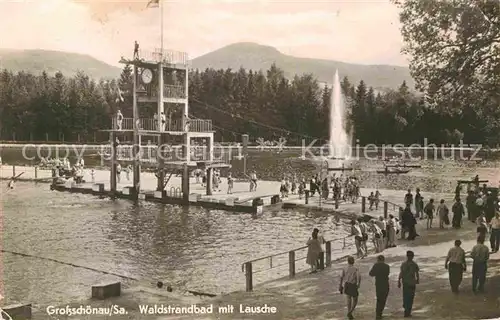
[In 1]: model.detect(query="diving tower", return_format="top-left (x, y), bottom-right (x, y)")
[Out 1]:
top-left (103, 47), bottom-right (230, 202)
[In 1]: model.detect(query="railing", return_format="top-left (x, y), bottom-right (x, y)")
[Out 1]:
top-left (137, 48), bottom-right (188, 65)
top-left (242, 236), bottom-right (352, 292)
top-left (242, 196), bottom-right (404, 291)
top-left (111, 118), bottom-right (212, 132)
top-left (164, 85), bottom-right (186, 99)
top-left (99, 144), bottom-right (234, 164)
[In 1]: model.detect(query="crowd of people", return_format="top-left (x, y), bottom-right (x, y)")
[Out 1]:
top-left (304, 176), bottom-right (500, 319)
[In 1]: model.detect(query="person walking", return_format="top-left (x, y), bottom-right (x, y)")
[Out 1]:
top-left (339, 256), bottom-right (361, 320)
top-left (402, 204), bottom-right (417, 240)
top-left (489, 211), bottom-right (500, 253)
top-left (452, 198), bottom-right (465, 229)
top-left (398, 250), bottom-right (420, 318)
top-left (445, 240), bottom-right (466, 293)
top-left (369, 255), bottom-right (390, 320)
top-left (470, 235), bottom-right (490, 293)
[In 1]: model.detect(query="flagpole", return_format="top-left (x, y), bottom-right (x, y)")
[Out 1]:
top-left (160, 0), bottom-right (164, 55)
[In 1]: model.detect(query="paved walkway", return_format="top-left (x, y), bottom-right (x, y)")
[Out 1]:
top-left (28, 218), bottom-right (500, 320)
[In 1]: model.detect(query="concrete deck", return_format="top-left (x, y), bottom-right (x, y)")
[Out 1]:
top-left (0, 164), bottom-right (456, 209)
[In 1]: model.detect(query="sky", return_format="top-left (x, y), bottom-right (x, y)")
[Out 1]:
top-left (0, 0), bottom-right (408, 67)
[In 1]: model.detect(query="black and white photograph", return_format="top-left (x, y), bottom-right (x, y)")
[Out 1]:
top-left (0, 0), bottom-right (499, 319)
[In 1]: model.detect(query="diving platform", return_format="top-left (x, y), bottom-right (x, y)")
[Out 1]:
top-left (119, 48), bottom-right (188, 70)
top-left (106, 44), bottom-right (223, 200)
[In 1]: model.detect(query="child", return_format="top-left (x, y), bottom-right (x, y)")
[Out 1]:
top-left (91, 169), bottom-right (95, 183)
top-left (298, 179), bottom-right (306, 199)
top-left (291, 175), bottom-right (297, 194)
top-left (126, 165), bottom-right (132, 181)
top-left (227, 172), bottom-right (234, 194)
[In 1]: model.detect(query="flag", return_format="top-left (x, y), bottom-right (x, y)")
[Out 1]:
top-left (147, 0), bottom-right (159, 8)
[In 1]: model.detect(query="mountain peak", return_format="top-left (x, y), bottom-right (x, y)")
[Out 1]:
top-left (192, 43), bottom-right (413, 89)
top-left (221, 42), bottom-right (282, 53)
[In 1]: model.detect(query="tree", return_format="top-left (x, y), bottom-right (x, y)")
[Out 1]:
top-left (394, 0), bottom-right (500, 115)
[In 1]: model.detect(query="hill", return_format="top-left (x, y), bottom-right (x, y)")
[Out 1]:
top-left (191, 42), bottom-right (414, 90)
top-left (0, 49), bottom-right (121, 80)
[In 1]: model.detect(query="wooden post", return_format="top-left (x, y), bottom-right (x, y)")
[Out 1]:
top-left (110, 132), bottom-right (117, 195)
top-left (52, 168), bottom-right (57, 186)
top-left (12, 165), bottom-right (15, 177)
top-left (318, 252), bottom-right (325, 270)
top-left (244, 262), bottom-right (253, 292)
top-left (12, 132), bottom-right (15, 141)
top-left (45, 133), bottom-right (49, 142)
top-left (305, 190), bottom-right (309, 204)
top-left (132, 65), bottom-right (141, 198)
top-left (182, 163), bottom-right (189, 204)
top-left (361, 196), bottom-right (366, 213)
top-left (384, 201), bottom-right (388, 218)
top-left (156, 135), bottom-right (165, 191)
top-left (35, 166), bottom-right (38, 179)
top-left (335, 199), bottom-right (339, 209)
top-left (206, 167), bottom-right (213, 196)
top-left (325, 241), bottom-right (332, 267)
top-left (288, 251), bottom-right (295, 278)
top-left (78, 134), bottom-right (81, 143)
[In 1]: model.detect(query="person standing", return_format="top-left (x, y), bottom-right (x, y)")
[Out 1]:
top-left (404, 189), bottom-right (413, 207)
top-left (133, 41), bottom-right (139, 59)
top-left (369, 220), bottom-right (383, 253)
top-left (375, 216), bottom-right (387, 250)
top-left (466, 191), bottom-right (476, 222)
top-left (415, 188), bottom-right (424, 219)
top-left (470, 235), bottom-right (490, 293)
top-left (398, 250), bottom-right (420, 318)
top-left (445, 240), bottom-right (466, 293)
top-left (116, 110), bottom-right (124, 130)
top-left (489, 211), bottom-right (500, 253)
top-left (437, 199), bottom-right (449, 229)
top-left (387, 214), bottom-right (397, 248)
top-left (306, 228), bottom-right (322, 273)
top-left (351, 220), bottom-right (365, 258)
top-left (339, 256), bottom-right (361, 320)
top-left (358, 218), bottom-right (369, 255)
top-left (369, 255), bottom-right (390, 320)
top-left (452, 198), bottom-right (465, 229)
top-left (424, 198), bottom-right (435, 229)
top-left (402, 204), bottom-right (417, 240)
top-left (116, 163), bottom-right (122, 183)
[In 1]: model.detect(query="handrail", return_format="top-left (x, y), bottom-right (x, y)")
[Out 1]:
top-left (242, 236), bottom-right (347, 268)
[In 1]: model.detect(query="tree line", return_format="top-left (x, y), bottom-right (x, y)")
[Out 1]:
top-left (0, 62), bottom-right (497, 145)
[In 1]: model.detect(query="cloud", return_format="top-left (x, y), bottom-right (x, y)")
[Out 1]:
top-left (0, 0), bottom-right (408, 67)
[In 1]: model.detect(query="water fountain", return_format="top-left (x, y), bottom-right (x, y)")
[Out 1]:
top-left (329, 69), bottom-right (350, 161)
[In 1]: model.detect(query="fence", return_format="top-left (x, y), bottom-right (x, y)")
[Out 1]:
top-left (99, 144), bottom-right (234, 164)
top-left (0, 131), bottom-right (111, 144)
top-left (242, 196), bottom-right (404, 291)
top-left (111, 118), bottom-right (212, 133)
top-left (137, 48), bottom-right (189, 65)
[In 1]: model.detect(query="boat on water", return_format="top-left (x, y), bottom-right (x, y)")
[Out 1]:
top-left (376, 167), bottom-right (411, 174)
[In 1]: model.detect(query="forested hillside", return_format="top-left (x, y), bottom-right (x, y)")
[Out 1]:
top-left (0, 64), bottom-right (493, 145)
